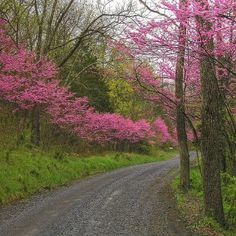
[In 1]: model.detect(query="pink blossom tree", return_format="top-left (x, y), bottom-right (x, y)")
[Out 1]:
top-left (1, 20), bottom-right (177, 149)
top-left (110, 0), bottom-right (236, 224)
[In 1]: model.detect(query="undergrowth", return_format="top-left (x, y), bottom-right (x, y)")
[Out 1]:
top-left (0, 146), bottom-right (177, 204)
top-left (172, 167), bottom-right (236, 236)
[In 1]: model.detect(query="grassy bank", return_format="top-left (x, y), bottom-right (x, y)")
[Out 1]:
top-left (0, 147), bottom-right (177, 204)
top-left (172, 167), bottom-right (236, 236)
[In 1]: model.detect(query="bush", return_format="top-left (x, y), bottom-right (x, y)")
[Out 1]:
top-left (131, 141), bottom-right (151, 154)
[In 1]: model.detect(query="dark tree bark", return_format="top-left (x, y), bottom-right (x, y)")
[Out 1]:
top-left (200, 52), bottom-right (225, 225)
top-left (31, 106), bottom-right (40, 146)
top-left (196, 0), bottom-right (226, 225)
top-left (175, 0), bottom-right (190, 190)
top-left (30, 0), bottom-right (48, 146)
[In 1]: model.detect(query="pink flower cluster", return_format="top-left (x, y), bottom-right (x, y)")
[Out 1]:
top-left (75, 113), bottom-right (152, 143)
top-left (123, 0), bottom-right (236, 110)
top-left (153, 118), bottom-right (171, 143)
top-left (0, 21), bottom-right (177, 145)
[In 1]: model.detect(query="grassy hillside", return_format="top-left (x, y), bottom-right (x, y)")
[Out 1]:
top-left (0, 147), bottom-right (177, 204)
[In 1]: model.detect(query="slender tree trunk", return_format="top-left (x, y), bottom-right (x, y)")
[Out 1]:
top-left (175, 0), bottom-right (190, 190)
top-left (31, 106), bottom-right (40, 146)
top-left (216, 19), bottom-right (229, 173)
top-left (30, 0), bottom-right (47, 146)
top-left (196, 1), bottom-right (225, 224)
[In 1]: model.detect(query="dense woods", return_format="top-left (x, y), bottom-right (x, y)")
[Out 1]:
top-left (0, 0), bottom-right (235, 233)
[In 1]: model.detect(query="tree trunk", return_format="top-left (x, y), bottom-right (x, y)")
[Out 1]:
top-left (196, 16), bottom-right (226, 227)
top-left (200, 55), bottom-right (225, 225)
top-left (30, 0), bottom-right (48, 146)
top-left (31, 106), bottom-right (40, 146)
top-left (176, 104), bottom-right (190, 190)
top-left (175, 0), bottom-right (190, 190)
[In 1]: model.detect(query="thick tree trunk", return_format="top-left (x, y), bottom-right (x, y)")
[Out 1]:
top-left (200, 55), bottom-right (225, 225)
top-left (195, 0), bottom-right (226, 226)
top-left (31, 106), bottom-right (40, 146)
top-left (197, 26), bottom-right (225, 227)
top-left (175, 0), bottom-right (190, 190)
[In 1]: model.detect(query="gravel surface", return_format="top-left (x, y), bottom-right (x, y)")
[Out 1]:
top-left (0, 154), bottom-right (197, 236)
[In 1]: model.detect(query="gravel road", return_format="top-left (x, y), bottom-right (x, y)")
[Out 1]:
top-left (0, 154), bottom-right (196, 236)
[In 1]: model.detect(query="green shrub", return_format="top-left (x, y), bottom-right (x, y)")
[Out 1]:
top-left (172, 167), bottom-right (236, 235)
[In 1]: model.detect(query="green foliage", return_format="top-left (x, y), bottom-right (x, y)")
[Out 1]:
top-left (222, 173), bottom-right (236, 225)
top-left (132, 141), bottom-right (152, 155)
top-left (106, 77), bottom-right (162, 120)
top-left (61, 44), bottom-right (113, 112)
top-left (0, 102), bottom-right (29, 149)
top-left (107, 79), bottom-right (134, 116)
top-left (0, 147), bottom-right (177, 204)
top-left (172, 167), bottom-right (236, 235)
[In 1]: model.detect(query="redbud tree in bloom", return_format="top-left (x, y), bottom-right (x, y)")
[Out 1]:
top-left (111, 0), bottom-right (236, 224)
top-left (110, 0), bottom-right (236, 144)
top-left (0, 20), bottom-right (173, 146)
top-left (126, 0), bottom-right (236, 116)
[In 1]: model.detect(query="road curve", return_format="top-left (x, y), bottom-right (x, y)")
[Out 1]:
top-left (0, 154), bottom-right (196, 236)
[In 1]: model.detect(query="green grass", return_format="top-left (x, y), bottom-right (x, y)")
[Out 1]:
top-left (0, 147), bottom-right (177, 204)
top-left (172, 167), bottom-right (236, 236)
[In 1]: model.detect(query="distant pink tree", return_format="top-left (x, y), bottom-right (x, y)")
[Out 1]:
top-left (152, 118), bottom-right (171, 144)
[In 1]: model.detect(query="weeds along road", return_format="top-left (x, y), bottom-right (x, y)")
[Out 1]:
top-left (0, 154), bottom-right (196, 236)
